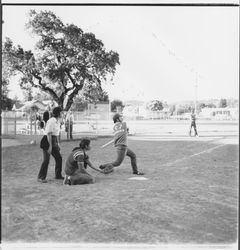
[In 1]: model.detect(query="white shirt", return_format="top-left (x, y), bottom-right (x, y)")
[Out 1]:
top-left (45, 117), bottom-right (61, 136)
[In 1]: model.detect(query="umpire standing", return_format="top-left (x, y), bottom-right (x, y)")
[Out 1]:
top-left (38, 107), bottom-right (64, 183)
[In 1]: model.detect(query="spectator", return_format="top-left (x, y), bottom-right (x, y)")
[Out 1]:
top-left (38, 107), bottom-right (64, 183)
top-left (65, 110), bottom-right (74, 139)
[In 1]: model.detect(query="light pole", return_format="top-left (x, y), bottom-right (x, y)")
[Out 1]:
top-left (194, 72), bottom-right (198, 113)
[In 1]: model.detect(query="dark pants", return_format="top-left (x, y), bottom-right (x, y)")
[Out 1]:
top-left (66, 123), bottom-right (73, 139)
top-left (102, 145), bottom-right (138, 173)
top-left (69, 124), bottom-right (73, 139)
top-left (38, 146), bottom-right (62, 179)
top-left (189, 121), bottom-right (198, 136)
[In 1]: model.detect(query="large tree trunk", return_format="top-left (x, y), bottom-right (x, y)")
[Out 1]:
top-left (65, 99), bottom-right (74, 111)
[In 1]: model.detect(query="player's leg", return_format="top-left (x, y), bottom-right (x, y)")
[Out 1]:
top-left (126, 148), bottom-right (144, 175)
top-left (99, 146), bottom-right (126, 169)
top-left (193, 122), bottom-right (198, 136)
top-left (70, 124), bottom-right (73, 139)
top-left (51, 146), bottom-right (63, 179)
top-left (71, 172), bottom-right (95, 185)
top-left (38, 149), bottom-right (50, 182)
top-left (189, 122), bottom-right (193, 136)
top-left (111, 146), bottom-right (127, 166)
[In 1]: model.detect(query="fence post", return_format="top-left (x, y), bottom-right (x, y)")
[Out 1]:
top-left (6, 112), bottom-right (8, 135)
top-left (34, 112), bottom-right (36, 135)
top-left (95, 118), bottom-right (98, 135)
top-left (30, 112), bottom-right (33, 135)
top-left (67, 120), bottom-right (70, 139)
top-left (14, 111), bottom-right (17, 138)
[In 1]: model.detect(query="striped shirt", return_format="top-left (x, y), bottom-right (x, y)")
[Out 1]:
top-left (113, 121), bottom-right (128, 147)
top-left (65, 149), bottom-right (88, 175)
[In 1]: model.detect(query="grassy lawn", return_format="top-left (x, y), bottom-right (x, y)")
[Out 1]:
top-left (1, 136), bottom-right (238, 245)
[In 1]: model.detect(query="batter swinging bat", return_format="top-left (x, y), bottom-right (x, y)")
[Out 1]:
top-left (101, 139), bottom-right (114, 148)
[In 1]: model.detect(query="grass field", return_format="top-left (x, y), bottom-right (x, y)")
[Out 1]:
top-left (1, 135), bottom-right (238, 247)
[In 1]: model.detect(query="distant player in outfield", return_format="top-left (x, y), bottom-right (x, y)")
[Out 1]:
top-left (189, 109), bottom-right (198, 137)
top-left (63, 138), bottom-right (104, 185)
top-left (99, 113), bottom-right (144, 175)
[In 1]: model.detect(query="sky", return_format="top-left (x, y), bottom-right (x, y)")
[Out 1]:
top-left (2, 3), bottom-right (239, 103)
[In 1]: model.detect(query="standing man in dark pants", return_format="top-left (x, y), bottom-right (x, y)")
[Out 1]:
top-left (38, 107), bottom-right (64, 183)
top-left (99, 113), bottom-right (144, 175)
top-left (65, 110), bottom-right (74, 139)
top-left (189, 109), bottom-right (198, 137)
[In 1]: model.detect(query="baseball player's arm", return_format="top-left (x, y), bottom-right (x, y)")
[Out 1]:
top-left (85, 159), bottom-right (104, 173)
top-left (47, 132), bottom-right (52, 154)
top-left (122, 122), bottom-right (127, 129)
top-left (122, 122), bottom-right (130, 134)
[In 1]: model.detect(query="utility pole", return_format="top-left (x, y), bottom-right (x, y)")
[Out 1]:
top-left (194, 72), bottom-right (198, 113)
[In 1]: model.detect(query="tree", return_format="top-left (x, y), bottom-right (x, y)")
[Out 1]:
top-left (198, 102), bottom-right (206, 109)
top-left (33, 90), bottom-right (51, 102)
top-left (1, 78), bottom-right (13, 110)
top-left (176, 107), bottom-right (185, 115)
top-left (1, 90), bottom-right (13, 110)
top-left (70, 97), bottom-right (88, 111)
top-left (71, 85), bottom-right (109, 111)
top-left (1, 54), bottom-right (14, 110)
top-left (81, 84), bottom-right (109, 104)
top-left (219, 98), bottom-right (227, 108)
top-left (3, 10), bottom-right (120, 111)
top-left (169, 104), bottom-right (176, 115)
top-left (111, 99), bottom-right (124, 112)
top-left (23, 88), bottom-right (34, 102)
top-left (146, 100), bottom-right (164, 111)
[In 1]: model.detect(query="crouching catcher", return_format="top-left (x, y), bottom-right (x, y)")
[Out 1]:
top-left (63, 138), bottom-right (105, 185)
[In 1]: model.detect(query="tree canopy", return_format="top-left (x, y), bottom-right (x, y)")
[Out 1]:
top-left (111, 99), bottom-right (124, 112)
top-left (1, 52), bottom-right (14, 110)
top-left (219, 98), bottom-right (227, 108)
top-left (3, 10), bottom-right (120, 110)
top-left (146, 100), bottom-right (164, 111)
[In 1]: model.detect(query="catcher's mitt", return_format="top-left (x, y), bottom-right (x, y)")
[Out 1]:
top-left (103, 164), bottom-right (114, 174)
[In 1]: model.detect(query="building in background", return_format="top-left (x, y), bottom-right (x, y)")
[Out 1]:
top-left (199, 107), bottom-right (239, 120)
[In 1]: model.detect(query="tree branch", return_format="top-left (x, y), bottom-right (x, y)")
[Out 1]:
top-left (31, 72), bottom-right (59, 101)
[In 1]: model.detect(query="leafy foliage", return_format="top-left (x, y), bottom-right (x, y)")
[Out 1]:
top-left (1, 93), bottom-right (13, 110)
top-left (1, 55), bottom-right (14, 110)
top-left (219, 98), bottom-right (227, 108)
top-left (146, 100), bottom-right (164, 111)
top-left (111, 99), bottom-right (124, 112)
top-left (81, 84), bottom-right (109, 104)
top-left (3, 10), bottom-right (120, 111)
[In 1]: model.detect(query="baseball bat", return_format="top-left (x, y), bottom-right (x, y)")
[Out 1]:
top-left (101, 139), bottom-right (114, 148)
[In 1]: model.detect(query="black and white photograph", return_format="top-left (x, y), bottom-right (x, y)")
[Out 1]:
top-left (1, 0), bottom-right (239, 250)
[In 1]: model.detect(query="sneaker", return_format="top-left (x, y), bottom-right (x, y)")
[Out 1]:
top-left (63, 175), bottom-right (71, 185)
top-left (55, 176), bottom-right (64, 180)
top-left (38, 178), bottom-right (47, 183)
top-left (133, 171), bottom-right (144, 175)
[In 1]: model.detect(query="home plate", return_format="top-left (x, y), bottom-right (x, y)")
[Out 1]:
top-left (128, 177), bottom-right (148, 180)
